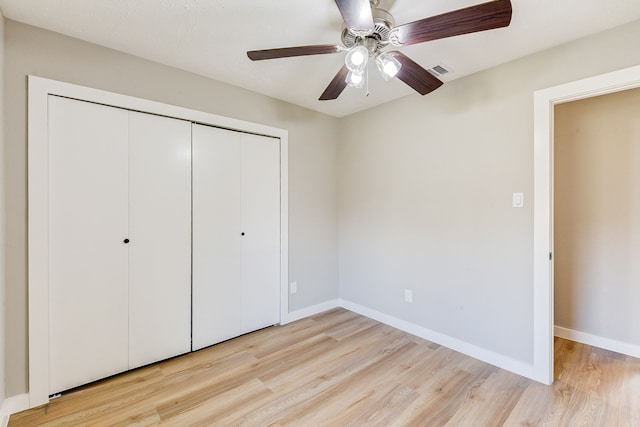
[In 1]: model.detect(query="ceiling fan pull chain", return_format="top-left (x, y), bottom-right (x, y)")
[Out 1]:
top-left (365, 65), bottom-right (370, 97)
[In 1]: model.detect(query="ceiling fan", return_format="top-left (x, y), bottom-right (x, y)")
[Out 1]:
top-left (247, 0), bottom-right (512, 101)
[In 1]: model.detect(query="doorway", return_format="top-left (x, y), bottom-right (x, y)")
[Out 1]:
top-left (553, 88), bottom-right (640, 358)
top-left (533, 64), bottom-right (640, 385)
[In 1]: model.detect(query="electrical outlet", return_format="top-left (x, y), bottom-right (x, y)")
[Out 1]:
top-left (290, 281), bottom-right (297, 294)
top-left (404, 289), bottom-right (413, 303)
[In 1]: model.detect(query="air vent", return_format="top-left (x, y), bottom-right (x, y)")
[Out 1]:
top-left (430, 65), bottom-right (449, 75)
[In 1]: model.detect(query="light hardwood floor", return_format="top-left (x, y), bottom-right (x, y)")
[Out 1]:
top-left (9, 308), bottom-right (640, 426)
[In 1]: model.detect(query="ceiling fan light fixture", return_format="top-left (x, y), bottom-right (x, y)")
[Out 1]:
top-left (247, 0), bottom-right (512, 101)
top-left (345, 45), bottom-right (369, 73)
top-left (345, 70), bottom-right (365, 88)
top-left (375, 52), bottom-right (402, 81)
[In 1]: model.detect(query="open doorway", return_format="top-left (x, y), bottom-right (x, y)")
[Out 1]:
top-left (553, 88), bottom-right (640, 358)
top-left (533, 65), bottom-right (640, 385)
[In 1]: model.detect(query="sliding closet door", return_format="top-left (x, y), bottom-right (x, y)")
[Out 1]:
top-left (48, 96), bottom-right (129, 394)
top-left (128, 112), bottom-right (192, 369)
top-left (240, 133), bottom-right (280, 333)
top-left (192, 124), bottom-right (243, 350)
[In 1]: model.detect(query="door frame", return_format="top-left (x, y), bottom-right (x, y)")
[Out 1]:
top-left (532, 64), bottom-right (640, 384)
top-left (28, 76), bottom-right (289, 407)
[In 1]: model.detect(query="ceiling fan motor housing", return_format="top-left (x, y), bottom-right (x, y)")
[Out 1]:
top-left (341, 7), bottom-right (395, 53)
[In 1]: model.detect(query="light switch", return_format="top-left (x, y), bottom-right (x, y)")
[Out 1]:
top-left (512, 192), bottom-right (524, 208)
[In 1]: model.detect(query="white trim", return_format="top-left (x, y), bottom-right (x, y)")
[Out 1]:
top-left (533, 64), bottom-right (640, 385)
top-left (555, 326), bottom-right (640, 359)
top-left (284, 299), bottom-right (340, 324)
top-left (339, 299), bottom-right (535, 380)
top-left (0, 394), bottom-right (30, 427)
top-left (532, 87), bottom-right (554, 385)
top-left (279, 139), bottom-right (289, 326)
top-left (28, 77), bottom-right (50, 407)
top-left (27, 76), bottom-right (289, 407)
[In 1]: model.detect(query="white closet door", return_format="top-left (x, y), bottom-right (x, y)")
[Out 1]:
top-left (128, 112), bottom-right (192, 369)
top-left (48, 96), bottom-right (129, 394)
top-left (240, 133), bottom-right (281, 333)
top-left (192, 124), bottom-right (243, 350)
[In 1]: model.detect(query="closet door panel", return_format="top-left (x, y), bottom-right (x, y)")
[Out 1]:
top-left (128, 112), bottom-right (192, 369)
top-left (192, 124), bottom-right (243, 351)
top-left (240, 134), bottom-right (281, 333)
top-left (48, 96), bottom-right (129, 394)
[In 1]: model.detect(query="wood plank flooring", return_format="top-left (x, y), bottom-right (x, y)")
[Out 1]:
top-left (9, 308), bottom-right (640, 426)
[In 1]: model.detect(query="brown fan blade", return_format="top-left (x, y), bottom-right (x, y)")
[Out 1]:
top-left (247, 45), bottom-right (341, 61)
top-left (393, 0), bottom-right (512, 46)
top-left (319, 65), bottom-right (350, 101)
top-left (335, 0), bottom-right (375, 32)
top-left (392, 52), bottom-right (443, 96)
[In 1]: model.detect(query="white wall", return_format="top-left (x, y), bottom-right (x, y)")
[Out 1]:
top-left (554, 88), bottom-right (640, 345)
top-left (4, 20), bottom-right (339, 397)
top-left (338, 19), bottom-right (640, 365)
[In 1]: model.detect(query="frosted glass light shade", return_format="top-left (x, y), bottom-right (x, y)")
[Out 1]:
top-left (345, 70), bottom-right (365, 88)
top-left (375, 52), bottom-right (402, 81)
top-left (345, 45), bottom-right (369, 73)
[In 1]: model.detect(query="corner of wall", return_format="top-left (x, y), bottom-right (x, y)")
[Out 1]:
top-left (338, 299), bottom-right (536, 382)
top-left (0, 394), bottom-right (30, 426)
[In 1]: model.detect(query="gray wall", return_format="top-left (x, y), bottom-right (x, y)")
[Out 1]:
top-left (5, 12), bottom-right (640, 401)
top-left (4, 20), bottom-right (339, 396)
top-left (338, 19), bottom-right (640, 364)
top-left (0, 10), bottom-right (5, 407)
top-left (554, 88), bottom-right (640, 345)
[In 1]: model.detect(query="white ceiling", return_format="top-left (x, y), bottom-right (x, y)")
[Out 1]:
top-left (1, 0), bottom-right (639, 117)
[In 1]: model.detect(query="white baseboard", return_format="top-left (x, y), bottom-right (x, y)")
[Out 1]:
top-left (283, 299), bottom-right (340, 324)
top-left (0, 394), bottom-right (30, 427)
top-left (555, 326), bottom-right (640, 359)
top-left (339, 299), bottom-right (535, 381)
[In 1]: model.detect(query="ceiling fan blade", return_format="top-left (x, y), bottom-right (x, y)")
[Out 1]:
top-left (392, 52), bottom-right (443, 96)
top-left (247, 44), bottom-right (342, 61)
top-left (392, 0), bottom-right (512, 46)
top-left (319, 65), bottom-right (350, 101)
top-left (335, 0), bottom-right (375, 32)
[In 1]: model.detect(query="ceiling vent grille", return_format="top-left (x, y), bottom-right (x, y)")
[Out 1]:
top-left (430, 65), bottom-right (449, 76)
